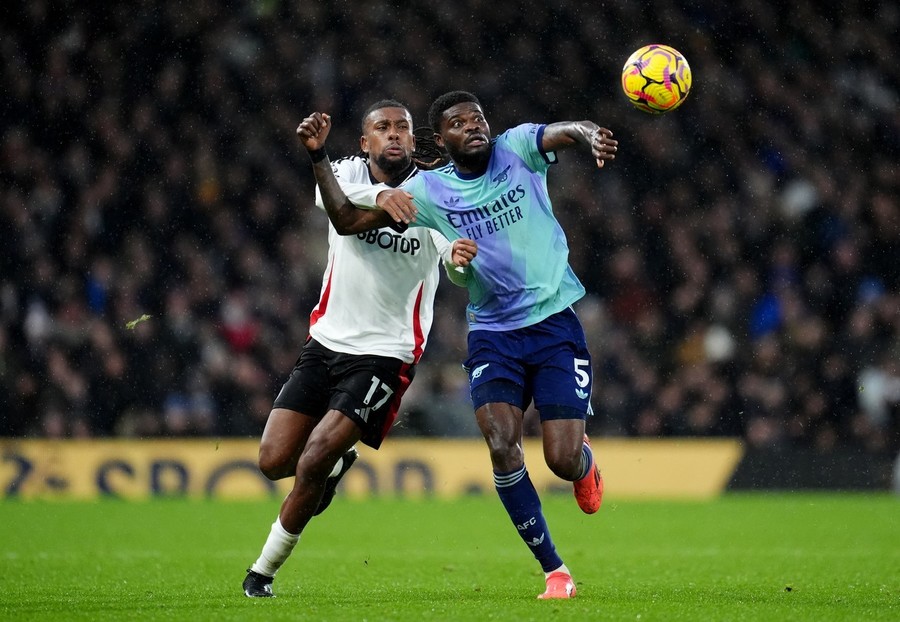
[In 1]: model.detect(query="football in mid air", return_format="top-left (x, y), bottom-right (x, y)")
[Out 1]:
top-left (621, 44), bottom-right (692, 114)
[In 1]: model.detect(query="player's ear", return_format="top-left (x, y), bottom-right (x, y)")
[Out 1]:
top-left (434, 132), bottom-right (444, 148)
top-left (360, 135), bottom-right (369, 155)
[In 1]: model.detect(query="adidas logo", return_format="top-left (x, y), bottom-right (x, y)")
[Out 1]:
top-left (527, 533), bottom-right (546, 547)
top-left (575, 388), bottom-right (589, 400)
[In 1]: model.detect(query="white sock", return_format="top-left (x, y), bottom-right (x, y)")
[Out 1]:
top-left (250, 517), bottom-right (300, 577)
top-left (546, 563), bottom-right (571, 579)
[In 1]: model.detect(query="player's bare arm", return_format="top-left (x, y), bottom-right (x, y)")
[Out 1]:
top-left (541, 122), bottom-right (618, 169)
top-left (296, 113), bottom-right (398, 234)
top-left (374, 188), bottom-right (418, 224)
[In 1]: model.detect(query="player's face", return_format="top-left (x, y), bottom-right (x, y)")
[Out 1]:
top-left (361, 107), bottom-right (414, 176)
top-left (436, 102), bottom-right (492, 172)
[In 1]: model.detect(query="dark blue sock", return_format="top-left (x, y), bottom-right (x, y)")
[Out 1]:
top-left (578, 442), bottom-right (593, 480)
top-left (494, 465), bottom-right (563, 573)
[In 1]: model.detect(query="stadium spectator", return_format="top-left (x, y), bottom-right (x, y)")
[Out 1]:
top-left (0, 0), bottom-right (896, 461)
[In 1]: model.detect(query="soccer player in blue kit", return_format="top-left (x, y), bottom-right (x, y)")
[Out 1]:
top-left (304, 91), bottom-right (618, 599)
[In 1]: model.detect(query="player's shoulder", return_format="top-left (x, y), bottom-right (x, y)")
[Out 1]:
top-left (499, 122), bottom-right (543, 142)
top-left (416, 162), bottom-right (456, 178)
top-left (331, 154), bottom-right (371, 180)
top-left (332, 154), bottom-right (368, 167)
top-left (332, 154), bottom-right (367, 170)
top-left (494, 123), bottom-right (546, 158)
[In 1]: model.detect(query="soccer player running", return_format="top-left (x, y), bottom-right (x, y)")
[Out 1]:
top-left (242, 100), bottom-right (477, 598)
top-left (302, 91), bottom-right (617, 599)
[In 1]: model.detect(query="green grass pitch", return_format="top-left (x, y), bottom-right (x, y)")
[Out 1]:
top-left (1, 493), bottom-right (897, 621)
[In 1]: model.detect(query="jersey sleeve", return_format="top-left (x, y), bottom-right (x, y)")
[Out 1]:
top-left (399, 174), bottom-right (439, 230)
top-left (427, 229), bottom-right (469, 288)
top-left (428, 229), bottom-right (454, 263)
top-left (314, 157), bottom-right (384, 211)
top-left (502, 123), bottom-right (558, 173)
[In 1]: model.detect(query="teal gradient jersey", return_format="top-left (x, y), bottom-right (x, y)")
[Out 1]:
top-left (404, 123), bottom-right (586, 331)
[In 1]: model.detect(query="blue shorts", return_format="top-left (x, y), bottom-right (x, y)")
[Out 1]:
top-left (464, 308), bottom-right (593, 420)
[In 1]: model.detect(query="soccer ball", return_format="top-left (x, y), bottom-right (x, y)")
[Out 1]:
top-left (621, 44), bottom-right (692, 114)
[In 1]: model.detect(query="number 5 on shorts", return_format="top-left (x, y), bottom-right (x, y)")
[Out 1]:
top-left (574, 358), bottom-right (594, 415)
top-left (574, 358), bottom-right (591, 388)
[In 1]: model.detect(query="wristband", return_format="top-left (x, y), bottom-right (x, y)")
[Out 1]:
top-left (308, 147), bottom-right (327, 163)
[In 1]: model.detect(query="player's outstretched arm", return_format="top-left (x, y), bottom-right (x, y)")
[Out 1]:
top-left (541, 121), bottom-right (618, 169)
top-left (430, 233), bottom-right (476, 287)
top-left (297, 113), bottom-right (396, 235)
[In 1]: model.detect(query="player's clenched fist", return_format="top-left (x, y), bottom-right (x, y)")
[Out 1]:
top-left (297, 112), bottom-right (331, 152)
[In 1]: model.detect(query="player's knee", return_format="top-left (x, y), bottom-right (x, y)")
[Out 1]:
top-left (481, 435), bottom-right (523, 471)
top-left (257, 443), bottom-right (293, 480)
top-left (475, 404), bottom-right (523, 469)
top-left (544, 447), bottom-right (582, 481)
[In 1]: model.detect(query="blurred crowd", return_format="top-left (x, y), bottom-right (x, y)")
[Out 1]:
top-left (1, 0), bottom-right (898, 454)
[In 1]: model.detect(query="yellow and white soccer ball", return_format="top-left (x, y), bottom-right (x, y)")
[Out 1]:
top-left (621, 44), bottom-right (692, 114)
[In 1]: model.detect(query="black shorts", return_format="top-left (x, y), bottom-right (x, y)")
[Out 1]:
top-left (272, 338), bottom-right (415, 449)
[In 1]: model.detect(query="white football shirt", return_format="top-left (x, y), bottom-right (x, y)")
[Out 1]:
top-left (309, 155), bottom-right (454, 364)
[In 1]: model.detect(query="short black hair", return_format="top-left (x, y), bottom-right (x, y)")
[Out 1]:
top-left (427, 91), bottom-right (481, 133)
top-left (360, 99), bottom-right (410, 133)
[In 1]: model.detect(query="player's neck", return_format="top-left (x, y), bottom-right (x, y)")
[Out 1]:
top-left (451, 149), bottom-right (491, 176)
top-left (454, 162), bottom-right (488, 176)
top-left (369, 160), bottom-right (415, 187)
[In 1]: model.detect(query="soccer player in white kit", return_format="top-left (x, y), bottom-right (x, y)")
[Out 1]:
top-left (243, 100), bottom-right (477, 598)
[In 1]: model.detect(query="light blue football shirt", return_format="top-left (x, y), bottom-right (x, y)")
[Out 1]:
top-left (404, 123), bottom-right (586, 331)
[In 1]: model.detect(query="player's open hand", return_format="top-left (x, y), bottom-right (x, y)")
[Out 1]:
top-left (590, 127), bottom-right (617, 168)
top-left (297, 112), bottom-right (331, 152)
top-left (376, 189), bottom-right (418, 224)
top-left (450, 238), bottom-right (477, 267)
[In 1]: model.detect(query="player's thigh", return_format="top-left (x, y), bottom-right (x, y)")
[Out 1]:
top-left (258, 408), bottom-right (319, 478)
top-left (531, 345), bottom-right (591, 476)
top-left (466, 328), bottom-right (529, 410)
top-left (329, 353), bottom-right (413, 449)
top-left (272, 339), bottom-right (333, 417)
top-left (260, 340), bottom-right (333, 476)
top-left (466, 328), bottom-right (530, 469)
top-left (529, 310), bottom-right (593, 420)
top-left (297, 409), bottom-right (364, 479)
